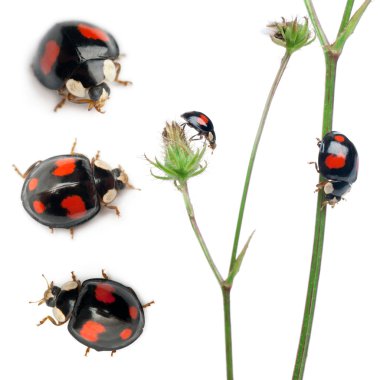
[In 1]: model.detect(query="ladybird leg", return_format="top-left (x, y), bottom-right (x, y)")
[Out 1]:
top-left (315, 181), bottom-right (329, 193)
top-left (70, 138), bottom-right (77, 155)
top-left (64, 94), bottom-right (106, 114)
top-left (321, 200), bottom-right (329, 209)
top-left (69, 227), bottom-right (74, 239)
top-left (92, 101), bottom-right (106, 114)
top-left (114, 62), bottom-right (132, 86)
top-left (71, 271), bottom-right (81, 288)
top-left (49, 227), bottom-right (54, 234)
top-left (71, 271), bottom-right (78, 282)
top-left (111, 350), bottom-right (117, 357)
top-left (101, 269), bottom-right (109, 279)
top-left (37, 316), bottom-right (64, 327)
top-left (12, 161), bottom-right (42, 179)
top-left (91, 151), bottom-right (101, 166)
top-left (189, 133), bottom-right (203, 142)
top-left (54, 97), bottom-right (67, 112)
top-left (85, 347), bottom-right (91, 357)
top-left (104, 204), bottom-right (121, 217)
top-left (54, 89), bottom-right (70, 112)
top-left (143, 300), bottom-right (155, 308)
top-left (308, 161), bottom-right (319, 173)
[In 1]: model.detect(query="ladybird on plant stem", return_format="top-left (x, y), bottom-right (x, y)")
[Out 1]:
top-left (32, 21), bottom-right (131, 113)
top-left (313, 131), bottom-right (358, 206)
top-left (31, 271), bottom-right (153, 356)
top-left (13, 140), bottom-right (133, 237)
top-left (181, 111), bottom-right (216, 149)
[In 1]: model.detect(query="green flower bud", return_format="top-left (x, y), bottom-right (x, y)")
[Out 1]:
top-left (267, 17), bottom-right (315, 54)
top-left (146, 121), bottom-right (207, 185)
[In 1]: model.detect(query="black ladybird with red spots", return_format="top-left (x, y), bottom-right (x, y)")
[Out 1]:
top-left (181, 111), bottom-right (216, 149)
top-left (315, 131), bottom-right (358, 206)
top-left (14, 142), bottom-right (132, 234)
top-left (33, 271), bottom-right (151, 355)
top-left (32, 21), bottom-right (131, 112)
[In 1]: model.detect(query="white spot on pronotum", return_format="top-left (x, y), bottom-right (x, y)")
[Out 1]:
top-left (95, 160), bottom-right (112, 171)
top-left (66, 79), bottom-right (87, 98)
top-left (103, 59), bottom-right (117, 82)
top-left (61, 281), bottom-right (78, 291)
top-left (53, 307), bottom-right (66, 322)
top-left (103, 189), bottom-right (117, 204)
top-left (324, 182), bottom-right (334, 194)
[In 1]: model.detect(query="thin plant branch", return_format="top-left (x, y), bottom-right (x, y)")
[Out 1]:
top-left (230, 52), bottom-right (291, 272)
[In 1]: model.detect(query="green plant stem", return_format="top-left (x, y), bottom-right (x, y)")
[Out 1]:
top-left (222, 285), bottom-right (233, 380)
top-left (181, 181), bottom-right (234, 380)
top-left (304, 0), bottom-right (330, 49)
top-left (229, 52), bottom-right (291, 271)
top-left (181, 181), bottom-right (224, 286)
top-left (293, 1), bottom-right (371, 376)
top-left (292, 47), bottom-right (338, 380)
top-left (338, 0), bottom-right (355, 35)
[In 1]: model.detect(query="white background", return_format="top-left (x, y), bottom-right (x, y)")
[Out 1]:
top-left (1, 0), bottom-right (379, 379)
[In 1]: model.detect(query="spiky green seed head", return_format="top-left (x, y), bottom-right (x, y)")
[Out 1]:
top-left (267, 17), bottom-right (315, 54)
top-left (146, 121), bottom-right (207, 185)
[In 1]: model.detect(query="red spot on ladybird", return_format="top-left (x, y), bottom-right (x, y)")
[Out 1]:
top-left (200, 114), bottom-right (209, 123)
top-left (52, 158), bottom-right (76, 177)
top-left (33, 200), bottom-right (46, 214)
top-left (334, 135), bottom-right (345, 143)
top-left (61, 195), bottom-right (86, 219)
top-left (80, 321), bottom-right (106, 342)
top-left (120, 328), bottom-right (133, 340)
top-left (28, 178), bottom-right (39, 191)
top-left (197, 114), bottom-right (209, 126)
top-left (95, 284), bottom-right (116, 304)
top-left (325, 154), bottom-right (346, 169)
top-left (77, 24), bottom-right (109, 42)
top-left (129, 306), bottom-right (138, 320)
top-left (40, 40), bottom-right (60, 75)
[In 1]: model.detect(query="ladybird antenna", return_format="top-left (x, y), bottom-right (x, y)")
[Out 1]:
top-left (28, 298), bottom-right (45, 305)
top-left (41, 274), bottom-right (52, 290)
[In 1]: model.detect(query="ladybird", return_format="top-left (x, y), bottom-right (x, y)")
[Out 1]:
top-left (181, 111), bottom-right (216, 149)
top-left (32, 21), bottom-right (131, 113)
top-left (13, 141), bottom-right (133, 236)
top-left (314, 131), bottom-right (358, 206)
top-left (32, 271), bottom-right (153, 356)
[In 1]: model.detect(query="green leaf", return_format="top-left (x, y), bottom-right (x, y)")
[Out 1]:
top-left (227, 230), bottom-right (255, 284)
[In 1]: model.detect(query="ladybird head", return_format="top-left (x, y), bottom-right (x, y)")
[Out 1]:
top-left (322, 181), bottom-right (351, 207)
top-left (208, 131), bottom-right (217, 150)
top-left (93, 161), bottom-right (132, 204)
top-left (112, 165), bottom-right (130, 190)
top-left (65, 78), bottom-right (111, 113)
top-left (89, 82), bottom-right (111, 103)
top-left (88, 83), bottom-right (111, 112)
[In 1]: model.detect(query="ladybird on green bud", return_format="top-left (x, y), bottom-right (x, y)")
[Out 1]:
top-left (146, 121), bottom-right (207, 185)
